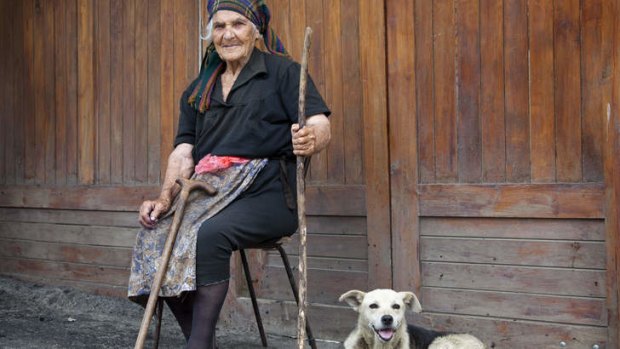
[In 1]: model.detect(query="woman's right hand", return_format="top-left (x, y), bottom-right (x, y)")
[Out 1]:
top-left (138, 198), bottom-right (171, 229)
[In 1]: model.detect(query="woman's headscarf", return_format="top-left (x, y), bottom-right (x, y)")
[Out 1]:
top-left (188, 0), bottom-right (288, 112)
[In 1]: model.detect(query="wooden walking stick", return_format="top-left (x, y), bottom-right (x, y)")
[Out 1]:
top-left (135, 178), bottom-right (216, 349)
top-left (296, 26), bottom-right (312, 349)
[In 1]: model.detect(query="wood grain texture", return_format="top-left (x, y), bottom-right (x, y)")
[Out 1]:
top-left (77, 0), bottom-right (95, 184)
top-left (95, 0), bottom-right (111, 184)
top-left (55, 0), bottom-right (68, 185)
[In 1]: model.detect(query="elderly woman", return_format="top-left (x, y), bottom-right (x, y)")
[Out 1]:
top-left (128, 0), bottom-right (330, 348)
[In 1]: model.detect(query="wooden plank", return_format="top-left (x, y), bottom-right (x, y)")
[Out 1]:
top-left (0, 0), bottom-right (8, 185)
top-left (134, 0), bottom-right (149, 183)
top-left (421, 287), bottom-right (607, 326)
top-left (110, 0), bottom-right (124, 184)
top-left (503, 0), bottom-right (530, 182)
top-left (421, 262), bottom-right (605, 297)
top-left (340, 0), bottom-right (364, 185)
top-left (359, 0), bottom-right (391, 288)
top-left (413, 312), bottom-right (607, 349)
top-left (95, 0), bottom-right (111, 184)
top-left (4, 0), bottom-right (17, 186)
top-left (43, 0), bottom-right (56, 185)
top-left (3, 273), bottom-right (128, 299)
top-left (414, 0), bottom-right (434, 183)
top-left (13, 1), bottom-right (25, 185)
top-left (324, 0), bottom-right (345, 184)
top-left (0, 222), bottom-right (137, 248)
top-left (386, 0), bottom-right (419, 291)
top-left (122, 0), bottom-right (136, 184)
top-left (0, 184), bottom-right (365, 215)
top-left (258, 266), bottom-right (367, 305)
top-left (33, 0), bottom-right (46, 184)
top-left (306, 216), bottom-right (366, 236)
top-left (147, 0), bottom-right (162, 184)
top-left (480, 0), bottom-right (505, 183)
top-left (77, 0), bottom-right (95, 184)
top-left (54, 0), bottom-right (68, 185)
top-left (65, 0), bottom-right (79, 184)
top-left (0, 208), bottom-right (138, 228)
top-left (0, 258), bottom-right (129, 287)
top-left (432, 0), bottom-right (457, 182)
top-left (554, 0), bottom-right (582, 182)
top-left (22, 0), bottom-right (35, 184)
top-left (421, 217), bottom-right (605, 240)
top-left (528, 0), bottom-right (556, 183)
top-left (279, 234), bottom-right (367, 260)
top-left (267, 254), bottom-right (367, 272)
top-left (418, 183), bottom-right (605, 218)
top-left (455, 0), bottom-right (481, 183)
top-left (159, 0), bottom-right (174, 181)
top-left (0, 239), bottom-right (132, 268)
top-left (581, 0), bottom-right (612, 182)
top-left (421, 237), bottom-right (606, 269)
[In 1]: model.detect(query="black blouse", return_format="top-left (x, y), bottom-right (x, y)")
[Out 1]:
top-left (174, 48), bottom-right (331, 164)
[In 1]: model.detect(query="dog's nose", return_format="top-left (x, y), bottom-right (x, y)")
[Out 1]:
top-left (381, 315), bottom-right (393, 326)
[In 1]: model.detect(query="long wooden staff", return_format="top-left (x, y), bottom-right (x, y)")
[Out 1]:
top-left (296, 26), bottom-right (312, 349)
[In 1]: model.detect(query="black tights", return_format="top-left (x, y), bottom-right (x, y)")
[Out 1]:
top-left (165, 281), bottom-right (229, 349)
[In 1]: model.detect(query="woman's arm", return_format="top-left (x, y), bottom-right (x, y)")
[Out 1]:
top-left (139, 143), bottom-right (195, 228)
top-left (291, 114), bottom-right (331, 156)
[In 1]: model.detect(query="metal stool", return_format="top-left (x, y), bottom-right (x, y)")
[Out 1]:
top-left (240, 237), bottom-right (317, 349)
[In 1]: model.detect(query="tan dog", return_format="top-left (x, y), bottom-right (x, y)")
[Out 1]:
top-left (339, 289), bottom-right (485, 349)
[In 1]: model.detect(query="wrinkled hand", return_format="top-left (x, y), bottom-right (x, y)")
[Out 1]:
top-left (138, 198), bottom-right (171, 229)
top-left (291, 123), bottom-right (317, 156)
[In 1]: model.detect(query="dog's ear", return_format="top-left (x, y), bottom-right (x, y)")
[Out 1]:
top-left (338, 290), bottom-right (366, 311)
top-left (400, 292), bottom-right (422, 313)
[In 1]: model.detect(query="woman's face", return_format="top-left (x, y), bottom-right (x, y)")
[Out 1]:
top-left (212, 10), bottom-right (259, 65)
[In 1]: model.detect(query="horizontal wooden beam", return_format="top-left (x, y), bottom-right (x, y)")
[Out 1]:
top-left (0, 184), bottom-right (366, 216)
top-left (418, 183), bottom-right (604, 218)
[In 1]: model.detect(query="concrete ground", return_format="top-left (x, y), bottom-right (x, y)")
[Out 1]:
top-left (0, 275), bottom-right (341, 349)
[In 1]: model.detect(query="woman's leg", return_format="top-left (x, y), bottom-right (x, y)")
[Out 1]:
top-left (165, 293), bottom-right (195, 342)
top-left (186, 281), bottom-right (229, 349)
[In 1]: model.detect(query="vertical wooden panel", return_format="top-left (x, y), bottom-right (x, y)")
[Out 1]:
top-left (55, 0), bottom-right (68, 185)
top-left (33, 0), bottom-right (46, 184)
top-left (172, 0), bottom-right (196, 145)
top-left (134, 0), bottom-right (149, 183)
top-left (504, 0), bottom-right (530, 183)
top-left (13, 1), bottom-right (25, 185)
top-left (4, 0), bottom-right (16, 185)
top-left (159, 0), bottom-right (174, 181)
top-left (554, 0), bottom-right (582, 182)
top-left (0, 0), bottom-right (8, 184)
top-left (415, 0), bottom-right (434, 183)
top-left (96, 0), bottom-right (111, 184)
top-left (433, 0), bottom-right (457, 182)
top-left (288, 0), bottom-right (306, 63)
top-left (455, 0), bottom-right (481, 183)
top-left (582, 0), bottom-right (612, 182)
top-left (147, 0), bottom-right (162, 184)
top-left (122, 0), bottom-right (136, 184)
top-left (529, 0), bottom-right (556, 183)
top-left (65, 0), bottom-right (79, 185)
top-left (341, 0), bottom-right (364, 185)
top-left (44, 0), bottom-right (56, 185)
top-left (480, 0), bottom-right (505, 183)
top-left (324, 0), bottom-right (344, 184)
top-left (77, 0), bottom-right (95, 185)
top-left (359, 0), bottom-right (391, 289)
top-left (23, 0), bottom-right (35, 184)
top-left (110, 0), bottom-right (124, 184)
top-left (387, 0), bottom-right (419, 291)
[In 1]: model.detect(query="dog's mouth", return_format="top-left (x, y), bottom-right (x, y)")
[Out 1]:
top-left (373, 326), bottom-right (396, 342)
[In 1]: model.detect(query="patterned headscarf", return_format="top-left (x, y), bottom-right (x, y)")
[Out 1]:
top-left (188, 0), bottom-right (288, 112)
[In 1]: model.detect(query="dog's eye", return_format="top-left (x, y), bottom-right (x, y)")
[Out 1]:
top-left (392, 304), bottom-right (401, 310)
top-left (369, 303), bottom-right (378, 309)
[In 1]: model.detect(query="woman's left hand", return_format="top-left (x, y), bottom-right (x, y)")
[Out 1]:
top-left (291, 114), bottom-right (331, 157)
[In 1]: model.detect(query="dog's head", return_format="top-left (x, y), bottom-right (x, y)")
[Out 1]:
top-left (339, 289), bottom-right (422, 343)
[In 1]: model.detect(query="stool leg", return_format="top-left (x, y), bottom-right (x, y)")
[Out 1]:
top-left (240, 249), bottom-right (268, 347)
top-left (276, 245), bottom-right (317, 349)
top-left (153, 298), bottom-right (164, 349)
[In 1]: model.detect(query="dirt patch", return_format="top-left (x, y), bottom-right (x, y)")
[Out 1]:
top-left (0, 276), bottom-right (337, 348)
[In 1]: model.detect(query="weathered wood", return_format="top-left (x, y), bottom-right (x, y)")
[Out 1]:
top-left (122, 0), bottom-right (136, 184)
top-left (54, 0), bottom-right (67, 185)
top-left (0, 208), bottom-right (138, 227)
top-left (22, 0), bottom-right (35, 184)
top-left (503, 0), bottom-right (530, 182)
top-left (480, 0), bottom-right (505, 183)
top-left (95, 0), bottom-right (111, 184)
top-left (33, 0), bottom-right (45, 184)
top-left (386, 0), bottom-right (419, 291)
top-left (134, 0), bottom-right (149, 184)
top-left (422, 287), bottom-right (607, 326)
top-left (77, 0), bottom-right (95, 184)
top-left (110, 0), bottom-right (124, 184)
top-left (43, 0), bottom-right (55, 185)
top-left (418, 184), bottom-right (605, 218)
top-left (5, 273), bottom-right (128, 299)
top-left (528, 0), bottom-right (556, 183)
top-left (159, 0), bottom-right (174, 182)
top-left (66, 0), bottom-right (79, 184)
top-left (554, 0), bottom-right (582, 182)
top-left (280, 234), bottom-right (367, 260)
top-left (359, 0), bottom-right (391, 289)
top-left (305, 216), bottom-right (366, 236)
top-left (267, 254), bottom-right (367, 272)
top-left (147, 0), bottom-right (162, 184)
top-left (421, 262), bottom-right (605, 297)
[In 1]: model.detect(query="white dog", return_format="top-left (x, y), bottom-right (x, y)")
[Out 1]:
top-left (339, 289), bottom-right (485, 349)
